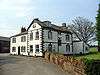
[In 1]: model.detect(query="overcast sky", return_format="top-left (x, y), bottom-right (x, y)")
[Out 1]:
top-left (0, 0), bottom-right (99, 37)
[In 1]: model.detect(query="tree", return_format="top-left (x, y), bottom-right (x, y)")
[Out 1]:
top-left (70, 17), bottom-right (95, 46)
top-left (96, 4), bottom-right (100, 52)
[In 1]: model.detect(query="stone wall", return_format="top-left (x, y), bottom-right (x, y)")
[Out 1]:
top-left (44, 52), bottom-right (86, 75)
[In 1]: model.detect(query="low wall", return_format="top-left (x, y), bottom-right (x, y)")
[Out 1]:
top-left (44, 52), bottom-right (85, 75)
top-left (44, 52), bottom-right (100, 75)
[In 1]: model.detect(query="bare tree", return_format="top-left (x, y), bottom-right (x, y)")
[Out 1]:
top-left (70, 17), bottom-right (96, 46)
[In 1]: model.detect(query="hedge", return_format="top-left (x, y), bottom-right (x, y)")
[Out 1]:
top-left (83, 58), bottom-right (100, 75)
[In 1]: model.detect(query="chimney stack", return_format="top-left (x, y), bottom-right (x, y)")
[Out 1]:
top-left (21, 27), bottom-right (26, 33)
top-left (43, 21), bottom-right (51, 26)
top-left (62, 23), bottom-right (66, 27)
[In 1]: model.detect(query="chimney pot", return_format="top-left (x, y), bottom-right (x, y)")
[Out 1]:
top-left (62, 23), bottom-right (66, 27)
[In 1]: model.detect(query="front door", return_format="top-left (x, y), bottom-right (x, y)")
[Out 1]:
top-left (18, 46), bottom-right (20, 55)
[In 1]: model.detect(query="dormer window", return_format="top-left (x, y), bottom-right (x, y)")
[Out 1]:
top-left (12, 38), bottom-right (16, 43)
top-left (48, 30), bottom-right (52, 40)
top-left (35, 30), bottom-right (39, 40)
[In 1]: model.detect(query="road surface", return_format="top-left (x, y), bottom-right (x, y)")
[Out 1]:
top-left (0, 53), bottom-right (71, 75)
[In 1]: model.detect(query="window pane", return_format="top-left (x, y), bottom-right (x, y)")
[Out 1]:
top-left (35, 31), bottom-right (39, 40)
top-left (21, 46), bottom-right (23, 52)
top-left (21, 37), bottom-right (23, 42)
top-left (35, 45), bottom-right (39, 52)
top-left (48, 44), bottom-right (52, 52)
top-left (12, 38), bottom-right (16, 43)
top-left (48, 31), bottom-right (52, 40)
top-left (30, 45), bottom-right (33, 52)
top-left (21, 46), bottom-right (26, 52)
top-left (12, 47), bottom-right (16, 52)
top-left (21, 36), bottom-right (26, 42)
top-left (66, 35), bottom-right (70, 41)
top-left (66, 44), bottom-right (70, 52)
top-left (24, 36), bottom-right (26, 42)
top-left (30, 33), bottom-right (33, 40)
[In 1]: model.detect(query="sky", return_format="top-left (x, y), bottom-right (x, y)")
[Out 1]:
top-left (0, 0), bottom-right (99, 37)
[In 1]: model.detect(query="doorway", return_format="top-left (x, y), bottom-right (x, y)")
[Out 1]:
top-left (18, 46), bottom-right (20, 55)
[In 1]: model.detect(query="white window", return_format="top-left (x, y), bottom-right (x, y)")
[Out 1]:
top-left (30, 32), bottom-right (33, 40)
top-left (12, 47), bottom-right (16, 52)
top-left (21, 46), bottom-right (26, 52)
top-left (35, 45), bottom-right (39, 52)
top-left (30, 45), bottom-right (33, 52)
top-left (35, 31), bottom-right (39, 40)
top-left (12, 38), bottom-right (16, 43)
top-left (21, 36), bottom-right (26, 42)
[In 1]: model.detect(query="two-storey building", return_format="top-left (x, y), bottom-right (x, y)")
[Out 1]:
top-left (10, 18), bottom-right (89, 56)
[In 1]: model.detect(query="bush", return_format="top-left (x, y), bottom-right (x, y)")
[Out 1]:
top-left (83, 58), bottom-right (100, 75)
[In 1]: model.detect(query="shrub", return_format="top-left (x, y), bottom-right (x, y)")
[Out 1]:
top-left (83, 58), bottom-right (100, 75)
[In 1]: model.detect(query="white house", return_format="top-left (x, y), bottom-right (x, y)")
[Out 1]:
top-left (10, 18), bottom-right (89, 56)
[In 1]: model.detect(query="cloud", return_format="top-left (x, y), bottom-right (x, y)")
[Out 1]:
top-left (0, 0), bottom-right (34, 18)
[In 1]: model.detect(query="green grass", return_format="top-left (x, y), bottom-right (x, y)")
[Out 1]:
top-left (75, 47), bottom-right (100, 60)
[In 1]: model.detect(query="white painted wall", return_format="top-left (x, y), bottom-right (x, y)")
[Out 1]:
top-left (10, 34), bottom-right (28, 55)
top-left (10, 20), bottom-right (88, 56)
top-left (28, 23), bottom-right (43, 56)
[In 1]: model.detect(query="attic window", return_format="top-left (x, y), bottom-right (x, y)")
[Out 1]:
top-left (33, 24), bottom-right (36, 28)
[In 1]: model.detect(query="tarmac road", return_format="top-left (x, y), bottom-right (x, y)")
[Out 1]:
top-left (0, 53), bottom-right (71, 75)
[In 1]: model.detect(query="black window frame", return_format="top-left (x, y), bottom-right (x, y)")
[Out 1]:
top-left (35, 45), bottom-right (39, 53)
top-left (21, 36), bottom-right (26, 42)
top-left (35, 31), bottom-right (39, 40)
top-left (21, 46), bottom-right (26, 52)
top-left (12, 47), bottom-right (16, 52)
top-left (48, 30), bottom-right (52, 40)
top-left (58, 37), bottom-right (62, 46)
top-left (12, 38), bottom-right (16, 43)
top-left (30, 32), bottom-right (33, 40)
top-left (66, 34), bottom-right (70, 41)
top-left (66, 44), bottom-right (70, 52)
top-left (30, 45), bottom-right (33, 52)
top-left (48, 43), bottom-right (52, 52)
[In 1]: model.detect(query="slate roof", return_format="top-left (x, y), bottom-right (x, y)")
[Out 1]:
top-left (10, 31), bottom-right (28, 37)
top-left (0, 36), bottom-right (10, 41)
top-left (27, 18), bottom-right (72, 32)
top-left (11, 18), bottom-right (72, 37)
